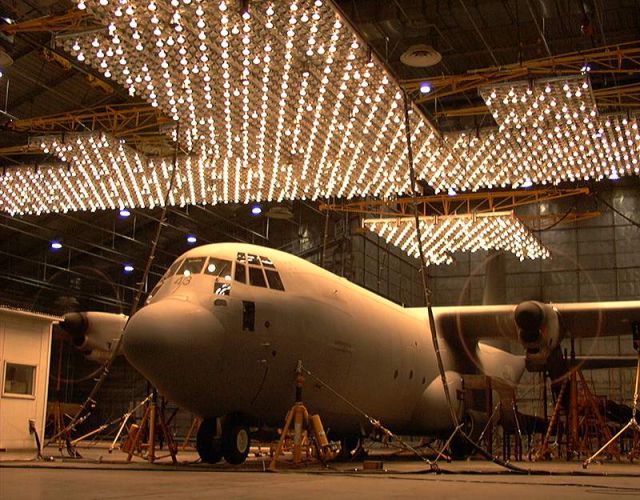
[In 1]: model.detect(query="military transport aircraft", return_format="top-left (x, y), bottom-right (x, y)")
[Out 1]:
top-left (60, 242), bottom-right (640, 464)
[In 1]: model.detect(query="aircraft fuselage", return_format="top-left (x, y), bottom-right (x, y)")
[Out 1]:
top-left (123, 242), bottom-right (463, 436)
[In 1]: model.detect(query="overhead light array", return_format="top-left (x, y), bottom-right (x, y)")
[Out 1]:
top-left (57, 0), bottom-right (436, 203)
top-left (419, 77), bottom-right (639, 193)
top-left (0, 134), bottom-right (158, 215)
top-left (0, 1), bottom-right (638, 217)
top-left (364, 212), bottom-right (550, 265)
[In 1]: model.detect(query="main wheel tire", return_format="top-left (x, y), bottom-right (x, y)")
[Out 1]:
top-left (196, 417), bottom-right (223, 464)
top-left (222, 423), bottom-right (251, 465)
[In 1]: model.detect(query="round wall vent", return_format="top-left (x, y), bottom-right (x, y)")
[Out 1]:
top-left (400, 44), bottom-right (442, 68)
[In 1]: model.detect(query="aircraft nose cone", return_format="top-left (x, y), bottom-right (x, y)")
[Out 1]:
top-left (123, 300), bottom-right (223, 410)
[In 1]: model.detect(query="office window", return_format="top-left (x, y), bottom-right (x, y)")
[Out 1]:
top-left (4, 363), bottom-right (35, 396)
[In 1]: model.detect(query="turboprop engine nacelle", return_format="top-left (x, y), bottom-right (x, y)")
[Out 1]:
top-left (59, 312), bottom-right (128, 362)
top-left (514, 301), bottom-right (561, 370)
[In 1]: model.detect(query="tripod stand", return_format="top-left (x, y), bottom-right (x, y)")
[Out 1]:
top-left (583, 350), bottom-right (640, 468)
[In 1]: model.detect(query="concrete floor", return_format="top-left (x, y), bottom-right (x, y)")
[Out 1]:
top-left (1, 445), bottom-right (640, 499)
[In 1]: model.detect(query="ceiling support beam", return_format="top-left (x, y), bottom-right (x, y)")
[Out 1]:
top-left (402, 41), bottom-right (640, 104)
top-left (0, 11), bottom-right (100, 35)
top-left (319, 187), bottom-right (591, 218)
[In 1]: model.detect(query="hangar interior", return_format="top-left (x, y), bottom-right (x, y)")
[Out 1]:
top-left (0, 0), bottom-right (640, 476)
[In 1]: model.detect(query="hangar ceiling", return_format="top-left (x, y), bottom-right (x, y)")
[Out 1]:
top-left (0, 0), bottom-right (638, 312)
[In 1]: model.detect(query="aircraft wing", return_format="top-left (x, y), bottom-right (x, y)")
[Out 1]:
top-left (430, 300), bottom-right (640, 368)
top-left (432, 301), bottom-right (640, 341)
top-left (552, 301), bottom-right (640, 338)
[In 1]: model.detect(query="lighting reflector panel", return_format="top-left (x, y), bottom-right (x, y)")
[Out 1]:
top-left (364, 212), bottom-right (550, 265)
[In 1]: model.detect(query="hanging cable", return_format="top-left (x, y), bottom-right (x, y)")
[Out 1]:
top-left (402, 92), bottom-right (539, 474)
top-left (301, 365), bottom-right (439, 470)
top-left (46, 126), bottom-right (182, 449)
top-left (594, 192), bottom-right (640, 229)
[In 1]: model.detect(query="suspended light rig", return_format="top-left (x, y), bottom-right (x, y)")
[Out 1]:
top-left (364, 212), bottom-right (550, 266)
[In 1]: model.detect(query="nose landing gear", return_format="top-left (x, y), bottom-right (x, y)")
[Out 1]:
top-left (196, 416), bottom-right (251, 465)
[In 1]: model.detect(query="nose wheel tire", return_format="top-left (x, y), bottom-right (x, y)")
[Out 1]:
top-left (222, 423), bottom-right (251, 465)
top-left (196, 418), bottom-right (223, 464)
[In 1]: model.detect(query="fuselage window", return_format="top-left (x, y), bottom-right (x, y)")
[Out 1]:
top-left (265, 269), bottom-right (285, 291)
top-left (234, 262), bottom-right (247, 283)
top-left (204, 258), bottom-right (232, 280)
top-left (248, 266), bottom-right (267, 287)
top-left (177, 257), bottom-right (206, 277)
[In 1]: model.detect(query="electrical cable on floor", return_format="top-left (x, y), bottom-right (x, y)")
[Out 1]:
top-left (45, 126), bottom-right (182, 450)
top-left (401, 92), bottom-right (547, 475)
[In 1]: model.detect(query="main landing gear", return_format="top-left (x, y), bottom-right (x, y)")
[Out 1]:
top-left (196, 415), bottom-right (251, 465)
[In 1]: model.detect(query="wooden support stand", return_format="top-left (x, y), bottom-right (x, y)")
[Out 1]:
top-left (125, 391), bottom-right (178, 464)
top-left (583, 351), bottom-right (640, 468)
top-left (181, 416), bottom-right (202, 450)
top-left (535, 367), bottom-right (620, 461)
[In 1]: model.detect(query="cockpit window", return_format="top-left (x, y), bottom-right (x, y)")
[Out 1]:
top-left (163, 259), bottom-right (183, 279)
top-left (247, 254), bottom-right (260, 265)
top-left (234, 262), bottom-right (246, 283)
top-left (248, 266), bottom-right (267, 287)
top-left (265, 269), bottom-right (285, 291)
top-left (237, 252), bottom-right (247, 263)
top-left (204, 258), bottom-right (232, 280)
top-left (177, 257), bottom-right (206, 277)
top-left (260, 256), bottom-right (275, 268)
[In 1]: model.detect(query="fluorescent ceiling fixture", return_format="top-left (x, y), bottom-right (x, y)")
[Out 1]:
top-left (186, 234), bottom-right (197, 244)
top-left (119, 208), bottom-right (131, 217)
top-left (419, 82), bottom-right (432, 94)
top-left (50, 240), bottom-right (63, 250)
top-left (363, 211), bottom-right (550, 265)
top-left (251, 204), bottom-right (262, 215)
top-left (123, 263), bottom-right (135, 273)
